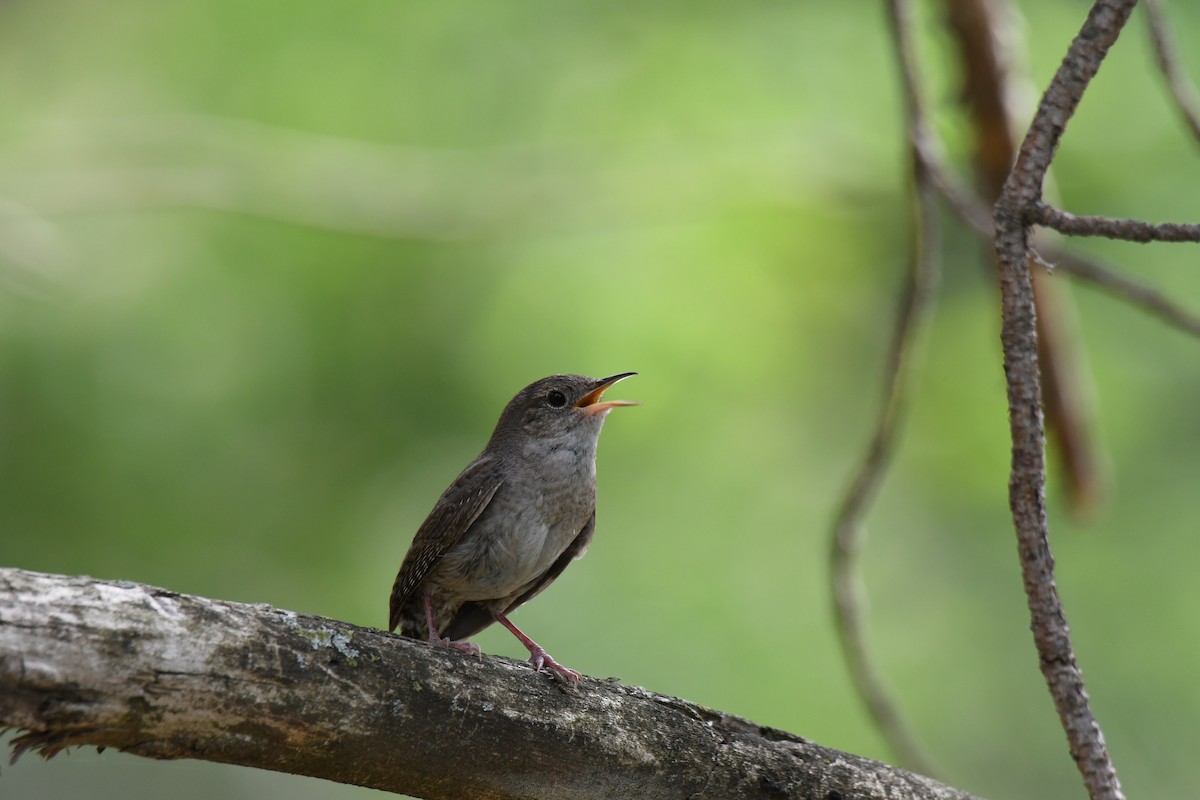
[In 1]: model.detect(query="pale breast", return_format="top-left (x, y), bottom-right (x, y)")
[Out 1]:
top-left (427, 447), bottom-right (596, 602)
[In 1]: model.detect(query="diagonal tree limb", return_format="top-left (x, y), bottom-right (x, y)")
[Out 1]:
top-left (992, 2), bottom-right (1141, 799)
top-left (0, 568), bottom-right (983, 800)
top-left (828, 0), bottom-right (941, 778)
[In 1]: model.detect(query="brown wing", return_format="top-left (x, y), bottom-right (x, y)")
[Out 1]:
top-left (504, 509), bottom-right (595, 614)
top-left (388, 456), bottom-right (503, 631)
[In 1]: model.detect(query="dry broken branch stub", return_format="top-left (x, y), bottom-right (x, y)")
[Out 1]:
top-left (0, 568), bottom-right (982, 800)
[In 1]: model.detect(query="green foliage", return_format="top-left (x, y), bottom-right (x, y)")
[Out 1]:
top-left (3, 2), bottom-right (1199, 799)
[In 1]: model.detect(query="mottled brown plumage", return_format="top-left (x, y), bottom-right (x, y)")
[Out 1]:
top-left (388, 372), bottom-right (636, 683)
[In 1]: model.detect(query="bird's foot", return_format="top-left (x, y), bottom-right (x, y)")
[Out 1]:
top-left (429, 635), bottom-right (481, 657)
top-left (527, 646), bottom-right (582, 685)
top-left (420, 592), bottom-right (480, 656)
top-left (489, 611), bottom-right (582, 685)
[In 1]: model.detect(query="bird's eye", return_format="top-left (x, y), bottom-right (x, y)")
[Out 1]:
top-left (546, 390), bottom-right (568, 408)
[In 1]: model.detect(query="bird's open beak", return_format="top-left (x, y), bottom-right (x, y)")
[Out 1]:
top-left (576, 372), bottom-right (639, 416)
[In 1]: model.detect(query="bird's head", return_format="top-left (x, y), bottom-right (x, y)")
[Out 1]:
top-left (490, 372), bottom-right (638, 449)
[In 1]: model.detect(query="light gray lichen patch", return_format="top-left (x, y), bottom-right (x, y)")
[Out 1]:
top-left (329, 631), bottom-right (360, 663)
top-left (276, 611), bottom-right (361, 666)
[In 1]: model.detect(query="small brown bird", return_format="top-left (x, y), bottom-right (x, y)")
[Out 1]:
top-left (388, 372), bottom-right (637, 684)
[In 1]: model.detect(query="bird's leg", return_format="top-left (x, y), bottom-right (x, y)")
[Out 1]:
top-left (491, 611), bottom-right (582, 685)
top-left (424, 591), bottom-right (480, 656)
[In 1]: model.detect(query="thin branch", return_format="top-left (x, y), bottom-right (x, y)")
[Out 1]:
top-left (0, 568), bottom-right (982, 800)
top-left (892, 2), bottom-right (997, 236)
top-left (1035, 203), bottom-right (1200, 243)
top-left (829, 0), bottom-right (941, 778)
top-left (944, 0), bottom-right (1106, 517)
top-left (914, 135), bottom-right (1200, 340)
top-left (904, 121), bottom-right (1200, 342)
top-left (992, 2), bottom-right (1138, 800)
top-left (1050, 247), bottom-right (1200, 338)
top-left (922, 150), bottom-right (995, 235)
top-left (1143, 0), bottom-right (1200, 144)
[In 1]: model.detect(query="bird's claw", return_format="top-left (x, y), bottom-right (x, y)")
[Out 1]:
top-left (528, 646), bottom-right (582, 685)
top-left (430, 636), bottom-right (481, 657)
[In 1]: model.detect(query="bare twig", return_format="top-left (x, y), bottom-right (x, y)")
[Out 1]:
top-left (1035, 203), bottom-right (1200, 243)
top-left (916, 144), bottom-right (995, 235)
top-left (913, 134), bottom-right (1200, 341)
top-left (992, 2), bottom-right (1139, 799)
top-left (905, 114), bottom-right (1200, 344)
top-left (1143, 0), bottom-right (1200, 143)
top-left (945, 0), bottom-right (1105, 516)
top-left (829, 0), bottom-right (941, 777)
top-left (1050, 248), bottom-right (1200, 338)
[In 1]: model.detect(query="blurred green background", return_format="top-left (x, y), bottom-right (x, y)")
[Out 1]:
top-left (2, 1), bottom-right (1199, 798)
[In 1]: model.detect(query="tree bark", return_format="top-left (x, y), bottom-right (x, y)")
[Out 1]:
top-left (0, 568), bottom-right (979, 800)
top-left (992, 3), bottom-right (1137, 798)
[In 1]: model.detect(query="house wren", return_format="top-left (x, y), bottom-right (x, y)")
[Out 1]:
top-left (388, 372), bottom-right (637, 684)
